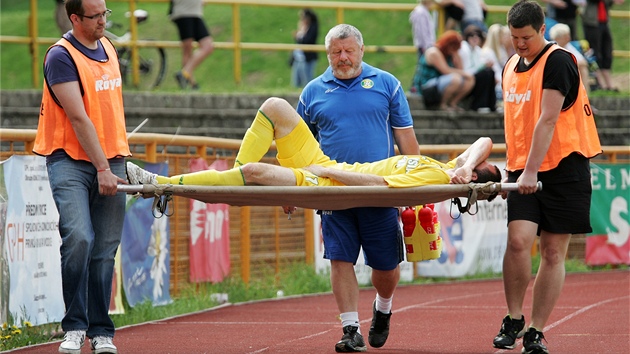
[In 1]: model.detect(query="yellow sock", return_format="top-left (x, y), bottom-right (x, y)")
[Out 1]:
top-left (234, 110), bottom-right (274, 167)
top-left (157, 167), bottom-right (245, 186)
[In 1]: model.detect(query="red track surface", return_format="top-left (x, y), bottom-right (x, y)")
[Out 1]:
top-left (7, 270), bottom-right (629, 354)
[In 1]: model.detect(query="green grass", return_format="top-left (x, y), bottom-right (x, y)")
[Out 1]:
top-left (0, 0), bottom-right (628, 93)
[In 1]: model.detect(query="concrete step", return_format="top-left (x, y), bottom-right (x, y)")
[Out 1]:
top-left (2, 90), bottom-right (628, 145)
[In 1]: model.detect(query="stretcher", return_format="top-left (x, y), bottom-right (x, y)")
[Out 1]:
top-left (117, 182), bottom-right (541, 217)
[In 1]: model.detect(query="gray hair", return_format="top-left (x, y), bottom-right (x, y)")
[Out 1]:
top-left (549, 23), bottom-right (570, 40)
top-left (325, 24), bottom-right (364, 50)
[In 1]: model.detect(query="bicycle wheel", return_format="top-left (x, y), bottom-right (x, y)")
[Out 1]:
top-left (118, 46), bottom-right (166, 90)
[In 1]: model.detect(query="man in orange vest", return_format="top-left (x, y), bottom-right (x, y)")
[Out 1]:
top-left (492, 1), bottom-right (602, 354)
top-left (33, 0), bottom-right (130, 353)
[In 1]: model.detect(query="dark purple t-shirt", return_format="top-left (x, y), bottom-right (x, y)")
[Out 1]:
top-left (44, 32), bottom-right (111, 86)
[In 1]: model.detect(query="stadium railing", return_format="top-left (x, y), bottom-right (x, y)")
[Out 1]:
top-left (2, 129), bottom-right (628, 292)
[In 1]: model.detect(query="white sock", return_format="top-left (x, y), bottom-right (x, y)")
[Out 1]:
top-left (340, 312), bottom-right (360, 333)
top-left (375, 294), bottom-right (393, 314)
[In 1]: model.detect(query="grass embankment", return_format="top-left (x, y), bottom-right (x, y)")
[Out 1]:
top-left (0, 0), bottom-right (628, 94)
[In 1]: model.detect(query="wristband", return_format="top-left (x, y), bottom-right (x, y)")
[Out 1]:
top-left (97, 168), bottom-right (111, 173)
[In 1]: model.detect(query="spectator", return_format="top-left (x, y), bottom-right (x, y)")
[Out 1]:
top-left (170, 0), bottom-right (214, 90)
top-left (492, 2), bottom-right (601, 353)
top-left (435, 0), bottom-right (464, 31)
top-left (296, 24), bottom-right (421, 352)
top-left (483, 24), bottom-right (514, 68)
top-left (549, 23), bottom-right (592, 93)
top-left (460, 0), bottom-right (488, 33)
top-left (290, 8), bottom-right (319, 88)
top-left (542, 0), bottom-right (581, 40)
top-left (413, 30), bottom-right (475, 111)
top-left (33, 0), bottom-right (131, 353)
top-left (581, 0), bottom-right (624, 91)
top-left (482, 24), bottom-right (514, 104)
top-left (409, 0), bottom-right (436, 57)
top-left (55, 0), bottom-right (72, 34)
top-left (459, 25), bottom-right (497, 112)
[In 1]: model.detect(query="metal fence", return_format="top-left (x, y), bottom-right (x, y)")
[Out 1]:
top-left (2, 128), bottom-right (629, 293)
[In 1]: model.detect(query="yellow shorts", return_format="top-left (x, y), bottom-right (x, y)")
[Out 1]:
top-left (275, 120), bottom-right (339, 186)
top-left (290, 168), bottom-right (345, 187)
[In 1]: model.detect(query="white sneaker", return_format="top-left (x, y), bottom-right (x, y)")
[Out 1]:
top-left (126, 161), bottom-right (158, 184)
top-left (58, 330), bottom-right (85, 354)
top-left (91, 336), bottom-right (118, 354)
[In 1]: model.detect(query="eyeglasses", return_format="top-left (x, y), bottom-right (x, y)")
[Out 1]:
top-left (77, 9), bottom-right (112, 20)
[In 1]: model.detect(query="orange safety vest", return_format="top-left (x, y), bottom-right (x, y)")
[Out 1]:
top-left (33, 37), bottom-right (130, 161)
top-left (502, 44), bottom-right (601, 172)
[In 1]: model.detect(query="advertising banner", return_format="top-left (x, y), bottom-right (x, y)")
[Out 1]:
top-left (415, 197), bottom-right (508, 277)
top-left (0, 155), bottom-right (64, 325)
top-left (188, 159), bottom-right (231, 283)
top-left (121, 161), bottom-right (171, 307)
top-left (108, 247), bottom-right (124, 315)
top-left (586, 163), bottom-right (630, 265)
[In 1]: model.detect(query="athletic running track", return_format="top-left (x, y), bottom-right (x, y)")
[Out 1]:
top-left (6, 270), bottom-right (629, 354)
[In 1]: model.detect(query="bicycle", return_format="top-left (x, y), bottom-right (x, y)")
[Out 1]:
top-left (105, 9), bottom-right (166, 90)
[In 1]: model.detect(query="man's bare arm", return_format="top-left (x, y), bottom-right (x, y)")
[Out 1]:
top-left (393, 127), bottom-right (421, 155)
top-left (450, 137), bottom-right (493, 183)
top-left (454, 137), bottom-right (493, 169)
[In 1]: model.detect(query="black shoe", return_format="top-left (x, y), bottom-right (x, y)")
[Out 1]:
top-left (368, 301), bottom-right (392, 348)
top-left (335, 325), bottom-right (367, 353)
top-left (493, 314), bottom-right (526, 349)
top-left (521, 327), bottom-right (549, 354)
top-left (175, 71), bottom-right (188, 89)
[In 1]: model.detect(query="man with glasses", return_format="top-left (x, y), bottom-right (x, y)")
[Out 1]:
top-left (33, 1), bottom-right (129, 353)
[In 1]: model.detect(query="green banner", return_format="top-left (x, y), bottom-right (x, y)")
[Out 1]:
top-left (589, 163), bottom-right (629, 243)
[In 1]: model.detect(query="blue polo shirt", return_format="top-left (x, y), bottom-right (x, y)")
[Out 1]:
top-left (297, 62), bottom-right (413, 164)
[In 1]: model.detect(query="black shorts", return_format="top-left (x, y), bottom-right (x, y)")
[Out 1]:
top-left (506, 172), bottom-right (593, 235)
top-left (173, 17), bottom-right (210, 42)
top-left (444, 5), bottom-right (464, 21)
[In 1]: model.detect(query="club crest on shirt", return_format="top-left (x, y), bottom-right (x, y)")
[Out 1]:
top-left (361, 79), bottom-right (374, 89)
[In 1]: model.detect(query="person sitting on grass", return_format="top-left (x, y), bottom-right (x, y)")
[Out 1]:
top-left (126, 97), bottom-right (501, 190)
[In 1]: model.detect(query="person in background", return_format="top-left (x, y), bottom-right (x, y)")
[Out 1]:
top-left (409, 0), bottom-right (436, 57)
top-left (492, 1), bottom-right (601, 353)
top-left (435, 0), bottom-right (464, 31)
top-left (549, 23), bottom-right (591, 93)
top-left (482, 24), bottom-right (514, 69)
top-left (413, 30), bottom-right (475, 111)
top-left (290, 8), bottom-right (319, 88)
top-left (295, 24), bottom-right (421, 352)
top-left (481, 24), bottom-right (514, 107)
top-left (33, 0), bottom-right (131, 353)
top-left (458, 25), bottom-right (497, 112)
top-left (541, 0), bottom-right (581, 40)
top-left (55, 0), bottom-right (72, 34)
top-left (170, 0), bottom-right (214, 90)
top-left (581, 0), bottom-right (624, 91)
top-left (460, 0), bottom-right (488, 33)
